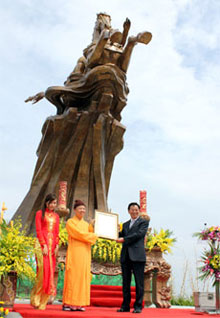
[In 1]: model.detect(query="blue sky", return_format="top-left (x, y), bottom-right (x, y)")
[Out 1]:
top-left (1, 0), bottom-right (220, 296)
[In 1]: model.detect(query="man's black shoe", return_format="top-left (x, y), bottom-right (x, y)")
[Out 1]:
top-left (133, 308), bottom-right (142, 313)
top-left (117, 308), bottom-right (130, 312)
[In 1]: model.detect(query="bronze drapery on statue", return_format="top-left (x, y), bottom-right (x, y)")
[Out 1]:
top-left (13, 13), bottom-right (152, 233)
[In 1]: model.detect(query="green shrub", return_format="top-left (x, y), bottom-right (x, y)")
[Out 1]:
top-left (171, 295), bottom-right (194, 306)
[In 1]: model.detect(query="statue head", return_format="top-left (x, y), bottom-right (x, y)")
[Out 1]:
top-left (96, 12), bottom-right (111, 30)
top-left (92, 12), bottom-right (112, 43)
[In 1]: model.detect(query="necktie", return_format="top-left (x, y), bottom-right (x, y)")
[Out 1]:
top-left (129, 219), bottom-right (135, 229)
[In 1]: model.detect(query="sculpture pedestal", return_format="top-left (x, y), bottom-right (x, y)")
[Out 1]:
top-left (91, 261), bottom-right (121, 276)
top-left (145, 248), bottom-right (171, 308)
top-left (56, 246), bottom-right (171, 308)
top-left (0, 272), bottom-right (17, 307)
top-left (14, 108), bottom-right (126, 233)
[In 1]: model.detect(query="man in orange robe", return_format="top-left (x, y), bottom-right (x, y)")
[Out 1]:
top-left (63, 200), bottom-right (97, 311)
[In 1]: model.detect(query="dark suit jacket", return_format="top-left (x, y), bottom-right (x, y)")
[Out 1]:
top-left (119, 217), bottom-right (149, 263)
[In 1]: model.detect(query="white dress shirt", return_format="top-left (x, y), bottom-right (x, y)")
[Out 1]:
top-left (129, 216), bottom-right (139, 229)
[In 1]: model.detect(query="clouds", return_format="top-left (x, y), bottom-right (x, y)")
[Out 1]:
top-left (1, 0), bottom-right (220, 295)
top-left (175, 0), bottom-right (220, 69)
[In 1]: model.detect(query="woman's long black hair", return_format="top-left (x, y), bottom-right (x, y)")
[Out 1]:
top-left (41, 193), bottom-right (57, 219)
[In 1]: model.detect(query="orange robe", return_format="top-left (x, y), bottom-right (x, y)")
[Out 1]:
top-left (63, 216), bottom-right (97, 306)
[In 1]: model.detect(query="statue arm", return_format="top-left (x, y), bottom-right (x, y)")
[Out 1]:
top-left (73, 56), bottom-right (86, 73)
top-left (86, 29), bottom-right (110, 68)
top-left (119, 31), bottom-right (152, 73)
top-left (64, 56), bottom-right (86, 85)
top-left (25, 91), bottom-right (45, 104)
top-left (121, 18), bottom-right (131, 47)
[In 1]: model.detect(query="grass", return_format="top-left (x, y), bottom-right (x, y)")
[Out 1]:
top-left (171, 296), bottom-right (194, 306)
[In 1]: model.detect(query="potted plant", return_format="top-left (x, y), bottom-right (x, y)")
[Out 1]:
top-left (145, 228), bottom-right (176, 254)
top-left (0, 217), bottom-right (35, 307)
top-left (144, 228), bottom-right (176, 308)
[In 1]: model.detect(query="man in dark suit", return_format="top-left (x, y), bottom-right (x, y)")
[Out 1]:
top-left (116, 202), bottom-right (149, 314)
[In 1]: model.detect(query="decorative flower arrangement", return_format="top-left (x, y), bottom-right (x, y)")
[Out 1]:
top-left (145, 229), bottom-right (176, 253)
top-left (194, 225), bottom-right (220, 286)
top-left (194, 226), bottom-right (220, 242)
top-left (59, 218), bottom-right (68, 247)
top-left (0, 217), bottom-right (35, 280)
top-left (200, 248), bottom-right (220, 284)
top-left (92, 238), bottom-right (122, 264)
top-left (56, 219), bottom-right (176, 263)
top-left (0, 302), bottom-right (9, 318)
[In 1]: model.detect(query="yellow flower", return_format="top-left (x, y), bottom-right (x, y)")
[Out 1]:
top-left (210, 255), bottom-right (220, 269)
top-left (159, 229), bottom-right (166, 238)
top-left (92, 238), bottom-right (122, 263)
top-left (146, 228), bottom-right (176, 253)
top-left (5, 308), bottom-right (9, 315)
top-left (0, 217), bottom-right (35, 279)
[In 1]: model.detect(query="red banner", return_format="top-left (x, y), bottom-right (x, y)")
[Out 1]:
top-left (140, 190), bottom-right (147, 213)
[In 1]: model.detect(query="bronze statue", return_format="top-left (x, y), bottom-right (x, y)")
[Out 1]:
top-left (13, 13), bottom-right (152, 233)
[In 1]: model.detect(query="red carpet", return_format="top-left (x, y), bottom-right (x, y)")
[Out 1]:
top-left (90, 285), bottom-right (136, 307)
top-left (13, 304), bottom-right (220, 318)
top-left (12, 286), bottom-right (220, 317)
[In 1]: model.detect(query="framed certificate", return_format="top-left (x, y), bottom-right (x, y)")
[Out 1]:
top-left (94, 210), bottom-right (119, 240)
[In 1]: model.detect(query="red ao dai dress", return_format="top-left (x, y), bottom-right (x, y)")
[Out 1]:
top-left (30, 208), bottom-right (59, 310)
